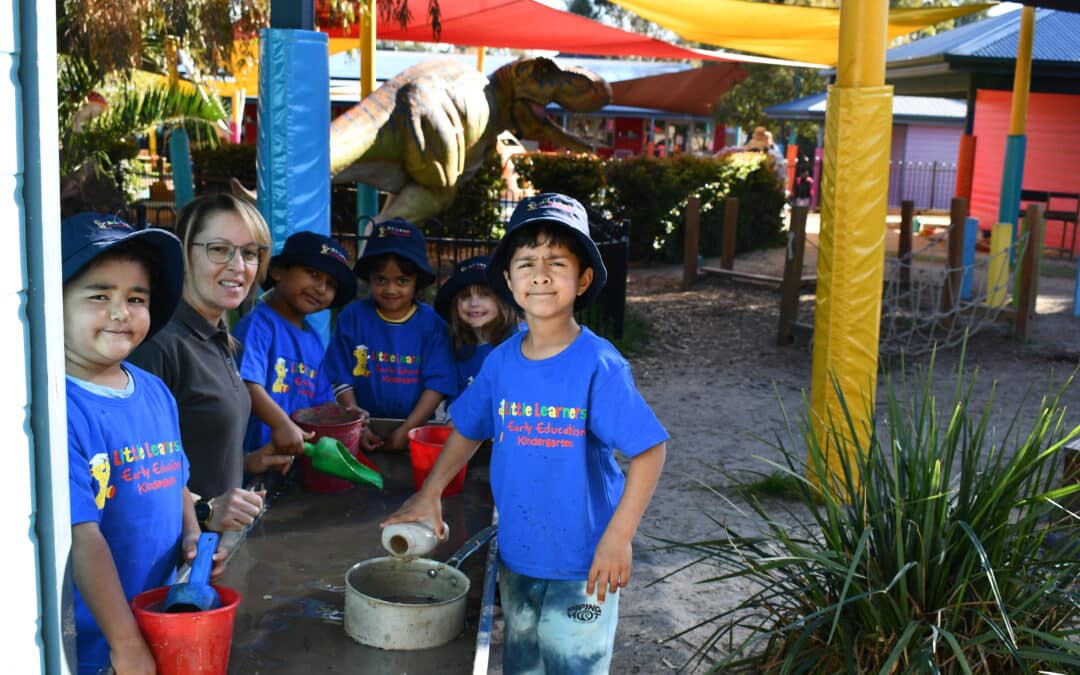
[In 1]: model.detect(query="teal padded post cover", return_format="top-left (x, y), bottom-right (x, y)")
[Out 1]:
top-left (256, 28), bottom-right (331, 342)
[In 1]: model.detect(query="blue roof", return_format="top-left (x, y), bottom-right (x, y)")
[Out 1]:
top-left (765, 92), bottom-right (966, 125)
top-left (328, 49), bottom-right (692, 84)
top-left (887, 8), bottom-right (1080, 64)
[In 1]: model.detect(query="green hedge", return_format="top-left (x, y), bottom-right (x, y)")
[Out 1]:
top-left (514, 152), bottom-right (786, 262)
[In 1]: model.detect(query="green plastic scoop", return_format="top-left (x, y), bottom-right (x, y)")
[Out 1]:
top-left (303, 437), bottom-right (384, 489)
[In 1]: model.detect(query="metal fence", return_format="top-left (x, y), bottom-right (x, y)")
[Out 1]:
top-left (887, 160), bottom-right (958, 211)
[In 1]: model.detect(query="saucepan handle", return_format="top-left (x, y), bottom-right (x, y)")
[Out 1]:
top-left (446, 524), bottom-right (498, 569)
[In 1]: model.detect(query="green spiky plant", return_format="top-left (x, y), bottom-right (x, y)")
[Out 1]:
top-left (662, 352), bottom-right (1080, 674)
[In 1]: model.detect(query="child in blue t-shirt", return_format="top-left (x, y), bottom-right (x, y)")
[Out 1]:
top-left (434, 255), bottom-right (519, 400)
top-left (62, 213), bottom-right (222, 675)
top-left (233, 231), bottom-right (357, 458)
top-left (323, 218), bottom-right (457, 451)
top-left (383, 194), bottom-right (668, 674)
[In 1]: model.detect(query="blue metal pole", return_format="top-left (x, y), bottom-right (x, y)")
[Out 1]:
top-left (961, 216), bottom-right (978, 300)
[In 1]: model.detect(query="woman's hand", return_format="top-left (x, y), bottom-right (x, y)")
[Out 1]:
top-left (206, 488), bottom-right (264, 532)
top-left (380, 490), bottom-right (446, 538)
top-left (181, 529), bottom-right (231, 581)
top-left (244, 443), bottom-right (296, 476)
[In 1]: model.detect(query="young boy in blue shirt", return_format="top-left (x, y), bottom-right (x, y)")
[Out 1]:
top-left (63, 213), bottom-right (221, 674)
top-left (383, 194), bottom-right (668, 674)
top-left (323, 218), bottom-right (457, 451)
top-left (233, 231), bottom-right (356, 457)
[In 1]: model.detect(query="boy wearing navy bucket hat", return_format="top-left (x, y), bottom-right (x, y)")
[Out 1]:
top-left (383, 193), bottom-right (668, 674)
top-left (63, 213), bottom-right (214, 674)
top-left (233, 231), bottom-right (357, 458)
top-left (323, 218), bottom-right (456, 451)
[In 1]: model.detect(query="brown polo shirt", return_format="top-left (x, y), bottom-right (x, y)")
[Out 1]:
top-left (129, 299), bottom-right (251, 500)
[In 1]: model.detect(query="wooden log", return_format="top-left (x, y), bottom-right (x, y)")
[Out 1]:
top-left (721, 197), bottom-right (739, 270)
top-left (899, 200), bottom-right (914, 290)
top-left (1015, 203), bottom-right (1044, 339)
top-left (683, 196), bottom-right (701, 290)
top-left (938, 198), bottom-right (968, 324)
top-left (778, 206), bottom-right (809, 345)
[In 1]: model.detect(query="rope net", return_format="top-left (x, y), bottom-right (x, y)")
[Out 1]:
top-left (878, 227), bottom-right (1026, 357)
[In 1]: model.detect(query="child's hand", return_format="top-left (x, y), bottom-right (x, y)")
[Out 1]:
top-left (380, 491), bottom-right (446, 538)
top-left (386, 425), bottom-right (410, 452)
top-left (244, 443), bottom-right (296, 476)
top-left (181, 531), bottom-right (231, 582)
top-left (108, 634), bottom-right (156, 675)
top-left (359, 428), bottom-right (384, 452)
top-left (271, 420), bottom-right (313, 457)
top-left (587, 529), bottom-right (633, 603)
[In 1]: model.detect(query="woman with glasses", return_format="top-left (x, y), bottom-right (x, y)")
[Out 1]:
top-left (130, 193), bottom-right (295, 533)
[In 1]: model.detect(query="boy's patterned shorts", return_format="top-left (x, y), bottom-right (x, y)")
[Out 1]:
top-left (498, 565), bottom-right (619, 675)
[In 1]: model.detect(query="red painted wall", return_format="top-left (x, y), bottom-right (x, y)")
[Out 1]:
top-left (971, 89), bottom-right (1080, 254)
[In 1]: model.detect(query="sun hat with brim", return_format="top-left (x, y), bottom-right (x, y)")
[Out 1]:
top-left (353, 218), bottom-right (435, 288)
top-left (61, 212), bottom-right (184, 338)
top-left (486, 193), bottom-right (607, 311)
top-left (434, 255), bottom-right (491, 321)
top-left (262, 231), bottom-right (357, 309)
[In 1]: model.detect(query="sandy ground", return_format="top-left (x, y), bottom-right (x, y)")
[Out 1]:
top-left (489, 218), bottom-right (1080, 673)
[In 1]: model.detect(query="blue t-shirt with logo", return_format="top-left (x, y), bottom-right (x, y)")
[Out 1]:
top-left (323, 298), bottom-right (457, 419)
top-left (449, 327), bottom-right (667, 580)
top-left (67, 364), bottom-right (189, 675)
top-left (452, 342), bottom-right (494, 401)
top-left (234, 302), bottom-right (335, 450)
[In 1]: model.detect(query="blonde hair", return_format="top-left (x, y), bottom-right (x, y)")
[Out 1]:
top-left (448, 284), bottom-right (518, 358)
top-left (175, 193), bottom-right (272, 288)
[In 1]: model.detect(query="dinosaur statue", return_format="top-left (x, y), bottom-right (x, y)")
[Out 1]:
top-left (329, 56), bottom-right (612, 224)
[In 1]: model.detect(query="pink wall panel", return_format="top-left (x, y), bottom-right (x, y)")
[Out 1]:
top-left (971, 89), bottom-right (1080, 254)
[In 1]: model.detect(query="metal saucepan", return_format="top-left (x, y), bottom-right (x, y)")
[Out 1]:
top-left (344, 524), bottom-right (497, 650)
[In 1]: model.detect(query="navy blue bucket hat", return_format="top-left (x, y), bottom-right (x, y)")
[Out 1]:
top-left (354, 218), bottom-right (436, 288)
top-left (263, 231), bottom-right (357, 309)
top-left (487, 193), bottom-right (607, 310)
top-left (62, 212), bottom-right (184, 338)
top-left (434, 255), bottom-right (492, 321)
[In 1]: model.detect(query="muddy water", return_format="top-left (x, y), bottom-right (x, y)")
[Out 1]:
top-left (221, 450), bottom-right (494, 674)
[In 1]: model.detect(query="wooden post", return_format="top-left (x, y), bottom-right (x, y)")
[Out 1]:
top-left (1015, 202), bottom-right (1044, 339)
top-left (682, 196), bottom-right (701, 290)
top-left (939, 198), bottom-right (967, 321)
top-left (899, 200), bottom-right (914, 290)
top-left (778, 206), bottom-right (809, 345)
top-left (721, 197), bottom-right (739, 270)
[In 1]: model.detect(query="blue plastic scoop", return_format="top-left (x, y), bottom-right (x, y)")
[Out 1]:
top-left (165, 532), bottom-right (221, 613)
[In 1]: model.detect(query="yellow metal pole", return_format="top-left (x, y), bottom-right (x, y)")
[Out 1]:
top-left (476, 46), bottom-right (486, 73)
top-left (361, 0), bottom-right (376, 97)
top-left (808, 0), bottom-right (892, 489)
top-left (1009, 7), bottom-right (1035, 135)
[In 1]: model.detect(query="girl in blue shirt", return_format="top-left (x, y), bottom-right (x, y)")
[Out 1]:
top-left (323, 219), bottom-right (456, 451)
top-left (434, 255), bottom-right (519, 400)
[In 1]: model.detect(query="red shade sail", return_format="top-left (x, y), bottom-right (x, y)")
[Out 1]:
top-left (610, 64), bottom-right (748, 116)
top-left (320, 0), bottom-right (801, 65)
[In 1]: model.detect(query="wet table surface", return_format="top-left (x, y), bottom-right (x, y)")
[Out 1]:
top-left (221, 448), bottom-right (495, 674)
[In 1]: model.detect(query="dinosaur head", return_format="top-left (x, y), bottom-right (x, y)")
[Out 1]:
top-left (496, 57), bottom-right (612, 153)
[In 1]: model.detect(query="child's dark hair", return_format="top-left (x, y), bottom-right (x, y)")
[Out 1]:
top-left (359, 253), bottom-right (424, 284)
top-left (501, 222), bottom-right (592, 274)
top-left (72, 238), bottom-right (160, 289)
top-left (448, 284), bottom-right (518, 358)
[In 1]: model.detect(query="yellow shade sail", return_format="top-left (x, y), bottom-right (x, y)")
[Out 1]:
top-left (610, 0), bottom-right (994, 66)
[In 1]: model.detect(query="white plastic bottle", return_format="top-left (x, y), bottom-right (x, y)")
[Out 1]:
top-left (381, 521), bottom-right (448, 558)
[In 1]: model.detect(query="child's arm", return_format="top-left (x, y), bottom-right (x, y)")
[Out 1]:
top-left (381, 427), bottom-right (482, 537)
top-left (386, 389), bottom-right (444, 451)
top-left (335, 386), bottom-right (384, 452)
top-left (587, 442), bottom-right (667, 603)
top-left (71, 522), bottom-right (157, 675)
top-left (245, 381), bottom-right (312, 456)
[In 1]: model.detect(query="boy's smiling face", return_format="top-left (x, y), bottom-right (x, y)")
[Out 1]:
top-left (504, 235), bottom-right (593, 322)
top-left (63, 256), bottom-right (152, 383)
top-left (269, 264), bottom-right (338, 326)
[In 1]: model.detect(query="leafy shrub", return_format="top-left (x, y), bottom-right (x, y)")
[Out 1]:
top-left (663, 356), bottom-right (1080, 674)
top-left (190, 143), bottom-right (257, 192)
top-left (512, 152), bottom-right (606, 207)
top-left (438, 154), bottom-right (507, 238)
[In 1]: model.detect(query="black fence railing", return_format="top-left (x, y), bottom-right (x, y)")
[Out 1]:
top-left (887, 160), bottom-right (958, 211)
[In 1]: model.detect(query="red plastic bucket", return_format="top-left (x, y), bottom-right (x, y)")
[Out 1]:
top-left (131, 584), bottom-right (240, 675)
top-left (408, 425), bottom-right (466, 496)
top-left (291, 403), bottom-right (372, 494)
